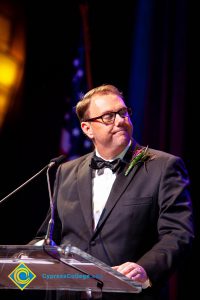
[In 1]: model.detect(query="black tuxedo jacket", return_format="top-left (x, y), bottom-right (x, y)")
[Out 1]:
top-left (35, 145), bottom-right (194, 299)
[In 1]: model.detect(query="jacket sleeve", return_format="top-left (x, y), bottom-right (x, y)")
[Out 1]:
top-left (137, 155), bottom-right (194, 286)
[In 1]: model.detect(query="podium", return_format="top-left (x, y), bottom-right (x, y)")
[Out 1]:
top-left (0, 244), bottom-right (142, 298)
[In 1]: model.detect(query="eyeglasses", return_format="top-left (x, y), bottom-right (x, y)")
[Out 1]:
top-left (83, 107), bottom-right (132, 125)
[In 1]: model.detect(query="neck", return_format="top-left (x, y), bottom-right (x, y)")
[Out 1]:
top-left (96, 150), bottom-right (121, 160)
top-left (95, 140), bottom-right (132, 160)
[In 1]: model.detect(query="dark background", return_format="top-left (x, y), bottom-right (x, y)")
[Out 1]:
top-left (0, 0), bottom-right (198, 299)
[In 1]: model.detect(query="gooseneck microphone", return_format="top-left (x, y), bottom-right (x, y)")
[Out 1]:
top-left (44, 156), bottom-right (63, 246)
top-left (0, 154), bottom-right (66, 206)
top-left (48, 154), bottom-right (66, 168)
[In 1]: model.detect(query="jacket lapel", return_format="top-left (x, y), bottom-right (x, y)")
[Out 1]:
top-left (77, 152), bottom-right (94, 235)
top-left (77, 143), bottom-right (144, 239)
top-left (91, 144), bottom-right (142, 240)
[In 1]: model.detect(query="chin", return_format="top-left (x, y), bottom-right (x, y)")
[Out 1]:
top-left (115, 140), bottom-right (129, 151)
top-left (117, 135), bottom-right (130, 145)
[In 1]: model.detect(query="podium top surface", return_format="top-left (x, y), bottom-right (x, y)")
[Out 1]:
top-left (0, 244), bottom-right (142, 293)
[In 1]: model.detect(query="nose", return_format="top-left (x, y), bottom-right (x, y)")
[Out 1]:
top-left (114, 112), bottom-right (126, 125)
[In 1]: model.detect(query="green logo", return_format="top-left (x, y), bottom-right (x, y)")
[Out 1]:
top-left (8, 262), bottom-right (36, 290)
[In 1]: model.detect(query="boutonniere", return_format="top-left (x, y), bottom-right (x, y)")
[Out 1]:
top-left (124, 145), bottom-right (152, 176)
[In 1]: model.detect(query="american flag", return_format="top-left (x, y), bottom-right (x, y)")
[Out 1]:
top-left (60, 2), bottom-right (93, 160)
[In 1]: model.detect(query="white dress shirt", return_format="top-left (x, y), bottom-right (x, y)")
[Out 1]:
top-left (92, 143), bottom-right (131, 229)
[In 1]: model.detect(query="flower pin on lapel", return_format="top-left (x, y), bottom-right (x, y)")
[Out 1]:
top-left (124, 145), bottom-right (151, 176)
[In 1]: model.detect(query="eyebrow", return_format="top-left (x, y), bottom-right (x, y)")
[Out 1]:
top-left (96, 107), bottom-right (127, 115)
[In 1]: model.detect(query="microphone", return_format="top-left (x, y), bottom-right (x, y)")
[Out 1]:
top-left (43, 154), bottom-right (66, 246)
top-left (0, 154), bottom-right (66, 206)
top-left (44, 157), bottom-right (63, 246)
top-left (48, 154), bottom-right (66, 168)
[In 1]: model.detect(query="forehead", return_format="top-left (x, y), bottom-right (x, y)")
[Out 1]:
top-left (89, 94), bottom-right (125, 113)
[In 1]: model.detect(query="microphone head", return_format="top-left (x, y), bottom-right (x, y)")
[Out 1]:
top-left (48, 155), bottom-right (66, 167)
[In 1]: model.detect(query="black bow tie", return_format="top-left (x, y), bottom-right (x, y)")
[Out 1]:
top-left (90, 155), bottom-right (122, 173)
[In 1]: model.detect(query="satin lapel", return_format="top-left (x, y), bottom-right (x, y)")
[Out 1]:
top-left (91, 161), bottom-right (141, 240)
top-left (77, 153), bottom-right (94, 235)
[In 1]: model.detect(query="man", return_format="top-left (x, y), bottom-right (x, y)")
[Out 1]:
top-left (33, 84), bottom-right (194, 299)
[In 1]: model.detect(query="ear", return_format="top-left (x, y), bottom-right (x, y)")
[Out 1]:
top-left (81, 121), bottom-right (94, 139)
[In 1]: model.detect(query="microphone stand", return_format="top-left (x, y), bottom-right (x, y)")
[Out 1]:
top-left (44, 164), bottom-right (56, 245)
top-left (0, 154), bottom-right (65, 246)
top-left (0, 165), bottom-right (48, 206)
top-left (0, 155), bottom-right (65, 207)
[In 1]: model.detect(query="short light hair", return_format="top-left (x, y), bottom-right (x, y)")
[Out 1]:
top-left (75, 84), bottom-right (124, 122)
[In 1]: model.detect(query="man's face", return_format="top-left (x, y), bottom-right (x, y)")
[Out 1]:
top-left (81, 94), bottom-right (133, 158)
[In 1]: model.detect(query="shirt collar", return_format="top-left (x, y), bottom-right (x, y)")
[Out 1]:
top-left (95, 140), bottom-right (132, 161)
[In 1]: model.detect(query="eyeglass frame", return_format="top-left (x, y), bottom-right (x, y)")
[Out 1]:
top-left (83, 107), bottom-right (132, 125)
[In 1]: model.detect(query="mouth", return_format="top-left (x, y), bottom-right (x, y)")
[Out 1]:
top-left (113, 129), bottom-right (126, 134)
